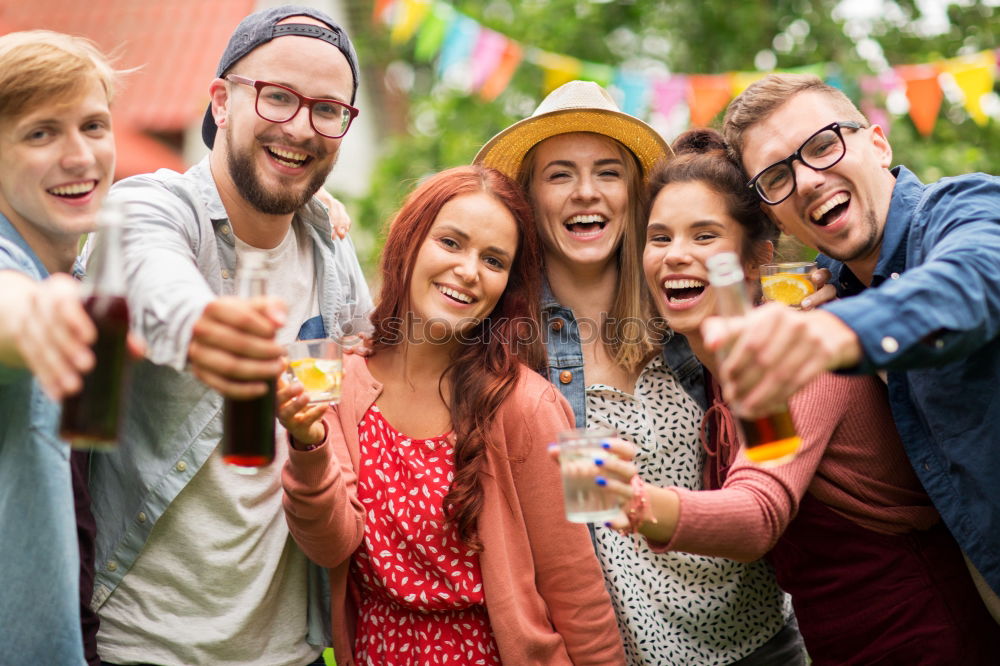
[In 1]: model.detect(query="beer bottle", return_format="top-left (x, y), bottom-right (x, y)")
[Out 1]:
top-left (60, 201), bottom-right (131, 450)
top-left (706, 252), bottom-right (800, 467)
top-left (222, 253), bottom-right (276, 472)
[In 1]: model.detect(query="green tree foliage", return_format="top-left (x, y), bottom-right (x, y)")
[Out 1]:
top-left (343, 0), bottom-right (998, 256)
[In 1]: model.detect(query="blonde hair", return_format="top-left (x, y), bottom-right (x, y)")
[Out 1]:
top-left (723, 73), bottom-right (868, 168)
top-left (519, 132), bottom-right (656, 372)
top-left (0, 30), bottom-right (121, 122)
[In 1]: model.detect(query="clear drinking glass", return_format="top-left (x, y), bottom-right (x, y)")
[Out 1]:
top-left (760, 261), bottom-right (817, 309)
top-left (558, 426), bottom-right (621, 523)
top-left (284, 339), bottom-right (344, 405)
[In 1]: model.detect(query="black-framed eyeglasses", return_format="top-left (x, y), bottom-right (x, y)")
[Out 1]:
top-left (226, 75), bottom-right (359, 139)
top-left (747, 121), bottom-right (865, 205)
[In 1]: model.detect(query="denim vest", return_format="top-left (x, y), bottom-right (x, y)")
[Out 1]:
top-left (540, 280), bottom-right (707, 427)
top-left (0, 214), bottom-right (87, 665)
top-left (87, 159), bottom-right (373, 647)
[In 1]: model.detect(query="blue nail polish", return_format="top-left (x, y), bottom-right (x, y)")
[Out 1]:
top-left (600, 440), bottom-right (611, 450)
top-left (593, 458), bottom-right (604, 466)
top-left (595, 476), bottom-right (607, 487)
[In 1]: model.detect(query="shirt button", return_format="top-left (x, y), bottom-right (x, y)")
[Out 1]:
top-left (923, 462), bottom-right (931, 472)
top-left (107, 561), bottom-right (118, 572)
top-left (559, 370), bottom-right (573, 384)
top-left (137, 512), bottom-right (147, 523)
top-left (881, 336), bottom-right (899, 354)
top-left (220, 224), bottom-right (231, 235)
top-left (550, 319), bottom-right (564, 332)
top-left (890, 272), bottom-right (900, 279)
top-left (221, 269), bottom-right (230, 279)
top-left (935, 339), bottom-right (944, 349)
top-left (175, 461), bottom-right (187, 472)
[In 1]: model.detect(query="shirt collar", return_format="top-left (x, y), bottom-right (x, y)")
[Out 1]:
top-left (0, 210), bottom-right (48, 277)
top-left (824, 165), bottom-right (917, 295)
top-left (873, 165), bottom-right (921, 284)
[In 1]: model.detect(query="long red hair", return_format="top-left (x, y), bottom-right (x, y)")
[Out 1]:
top-left (370, 165), bottom-right (545, 549)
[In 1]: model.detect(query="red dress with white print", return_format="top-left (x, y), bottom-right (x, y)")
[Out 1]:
top-left (351, 404), bottom-right (501, 665)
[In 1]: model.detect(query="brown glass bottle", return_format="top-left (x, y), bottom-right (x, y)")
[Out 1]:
top-left (706, 252), bottom-right (801, 467)
top-left (221, 254), bottom-right (275, 471)
top-left (60, 202), bottom-right (131, 450)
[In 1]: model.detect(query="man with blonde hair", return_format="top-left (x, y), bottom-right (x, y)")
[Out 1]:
top-left (0, 29), bottom-right (122, 665)
top-left (706, 73), bottom-right (1000, 621)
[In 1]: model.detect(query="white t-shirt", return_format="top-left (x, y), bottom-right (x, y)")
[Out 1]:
top-left (97, 224), bottom-right (323, 666)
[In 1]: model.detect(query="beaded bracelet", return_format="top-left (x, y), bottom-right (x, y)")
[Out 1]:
top-left (619, 474), bottom-right (657, 540)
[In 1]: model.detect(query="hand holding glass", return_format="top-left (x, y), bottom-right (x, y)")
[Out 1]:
top-left (284, 339), bottom-right (343, 405)
top-left (558, 427), bottom-right (621, 523)
top-left (760, 261), bottom-right (817, 309)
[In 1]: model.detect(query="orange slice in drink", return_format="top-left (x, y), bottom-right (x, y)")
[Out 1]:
top-left (761, 273), bottom-right (815, 307)
top-left (289, 358), bottom-right (334, 392)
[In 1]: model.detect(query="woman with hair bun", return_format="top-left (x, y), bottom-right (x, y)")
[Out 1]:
top-left (280, 165), bottom-right (624, 666)
top-left (479, 82), bottom-right (805, 665)
top-left (591, 127), bottom-right (1000, 664)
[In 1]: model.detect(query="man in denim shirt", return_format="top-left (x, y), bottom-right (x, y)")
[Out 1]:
top-left (706, 73), bottom-right (1000, 619)
top-left (88, 7), bottom-right (372, 665)
top-left (0, 31), bottom-right (124, 665)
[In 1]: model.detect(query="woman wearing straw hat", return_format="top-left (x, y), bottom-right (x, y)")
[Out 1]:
top-left (476, 81), bottom-right (804, 665)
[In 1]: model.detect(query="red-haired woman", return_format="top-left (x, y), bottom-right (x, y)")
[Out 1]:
top-left (280, 165), bottom-right (624, 666)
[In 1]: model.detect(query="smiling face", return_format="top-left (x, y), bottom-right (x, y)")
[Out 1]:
top-left (408, 192), bottom-right (519, 343)
top-left (527, 132), bottom-right (630, 271)
top-left (643, 181), bottom-right (754, 337)
top-left (0, 78), bottom-right (114, 271)
top-left (212, 18), bottom-right (353, 215)
top-left (741, 91), bottom-right (895, 279)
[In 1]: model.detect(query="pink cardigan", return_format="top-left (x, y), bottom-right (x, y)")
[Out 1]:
top-left (282, 353), bottom-right (624, 666)
top-left (662, 373), bottom-right (939, 560)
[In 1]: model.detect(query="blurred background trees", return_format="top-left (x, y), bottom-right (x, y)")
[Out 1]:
top-left (339, 0), bottom-right (997, 267)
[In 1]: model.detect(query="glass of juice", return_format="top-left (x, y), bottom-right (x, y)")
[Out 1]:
top-left (760, 262), bottom-right (817, 309)
top-left (284, 339), bottom-right (344, 405)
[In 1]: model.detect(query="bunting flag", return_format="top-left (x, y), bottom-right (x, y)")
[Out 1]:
top-left (535, 50), bottom-right (583, 93)
top-left (390, 0), bottom-right (432, 45)
top-left (687, 74), bottom-right (733, 127)
top-left (414, 3), bottom-right (453, 62)
top-left (479, 40), bottom-right (522, 101)
top-left (897, 64), bottom-right (943, 136)
top-left (940, 51), bottom-right (995, 125)
top-left (731, 71), bottom-right (767, 98)
top-left (375, 0), bottom-right (999, 135)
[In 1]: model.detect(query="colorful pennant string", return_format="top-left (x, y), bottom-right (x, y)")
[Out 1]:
top-left (376, 0), bottom-right (999, 134)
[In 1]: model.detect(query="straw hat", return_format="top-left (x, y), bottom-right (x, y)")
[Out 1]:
top-left (474, 80), bottom-right (671, 181)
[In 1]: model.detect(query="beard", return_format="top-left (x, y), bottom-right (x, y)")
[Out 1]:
top-left (816, 206), bottom-right (881, 266)
top-left (226, 131), bottom-right (335, 215)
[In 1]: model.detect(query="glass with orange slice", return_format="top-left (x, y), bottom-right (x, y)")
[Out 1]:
top-left (760, 262), bottom-right (817, 309)
top-left (284, 339), bottom-right (344, 405)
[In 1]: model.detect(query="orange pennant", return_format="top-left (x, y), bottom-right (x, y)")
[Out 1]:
top-left (897, 65), bottom-right (942, 137)
top-left (479, 41), bottom-right (523, 102)
top-left (373, 0), bottom-right (395, 23)
top-left (686, 74), bottom-right (733, 127)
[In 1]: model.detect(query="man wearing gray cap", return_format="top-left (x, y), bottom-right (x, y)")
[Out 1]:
top-left (88, 6), bottom-right (371, 665)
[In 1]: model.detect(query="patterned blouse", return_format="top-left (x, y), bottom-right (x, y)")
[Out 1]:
top-left (351, 405), bottom-right (501, 665)
top-left (586, 354), bottom-right (791, 665)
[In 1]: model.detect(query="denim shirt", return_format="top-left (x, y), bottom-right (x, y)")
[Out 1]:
top-left (541, 280), bottom-right (706, 427)
top-left (87, 158), bottom-right (373, 646)
top-left (0, 214), bottom-right (86, 665)
top-left (819, 165), bottom-right (1000, 595)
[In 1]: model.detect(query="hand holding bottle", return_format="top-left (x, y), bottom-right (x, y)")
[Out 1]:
top-left (188, 296), bottom-right (287, 399)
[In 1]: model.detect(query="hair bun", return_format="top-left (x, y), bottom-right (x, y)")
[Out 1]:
top-left (672, 128), bottom-right (727, 156)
